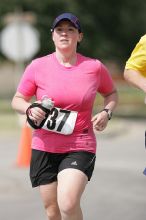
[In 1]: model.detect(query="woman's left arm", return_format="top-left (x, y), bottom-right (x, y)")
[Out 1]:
top-left (91, 90), bottom-right (118, 131)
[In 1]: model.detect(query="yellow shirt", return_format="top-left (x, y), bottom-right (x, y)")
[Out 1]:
top-left (125, 34), bottom-right (146, 77)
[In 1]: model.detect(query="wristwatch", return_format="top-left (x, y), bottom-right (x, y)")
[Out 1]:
top-left (102, 108), bottom-right (112, 120)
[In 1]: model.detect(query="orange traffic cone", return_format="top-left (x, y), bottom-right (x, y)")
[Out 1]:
top-left (16, 123), bottom-right (32, 168)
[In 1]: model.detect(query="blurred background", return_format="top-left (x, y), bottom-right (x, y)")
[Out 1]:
top-left (0, 0), bottom-right (146, 117)
top-left (0, 1), bottom-right (146, 220)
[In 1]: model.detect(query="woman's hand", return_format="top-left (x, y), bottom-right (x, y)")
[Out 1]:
top-left (27, 102), bottom-right (46, 126)
top-left (91, 111), bottom-right (109, 131)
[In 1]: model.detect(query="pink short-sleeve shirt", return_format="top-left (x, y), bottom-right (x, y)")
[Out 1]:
top-left (17, 53), bottom-right (115, 153)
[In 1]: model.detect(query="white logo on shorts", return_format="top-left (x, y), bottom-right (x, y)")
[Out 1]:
top-left (71, 161), bottom-right (78, 166)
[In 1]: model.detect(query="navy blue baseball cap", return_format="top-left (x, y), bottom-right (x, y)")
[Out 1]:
top-left (51, 13), bottom-right (82, 32)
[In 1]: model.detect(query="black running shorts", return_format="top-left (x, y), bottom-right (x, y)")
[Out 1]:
top-left (30, 149), bottom-right (96, 187)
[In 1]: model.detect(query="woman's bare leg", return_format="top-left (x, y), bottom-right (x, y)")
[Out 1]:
top-left (57, 168), bottom-right (88, 220)
top-left (39, 182), bottom-right (61, 220)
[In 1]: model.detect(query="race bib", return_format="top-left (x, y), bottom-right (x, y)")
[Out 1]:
top-left (42, 107), bottom-right (78, 135)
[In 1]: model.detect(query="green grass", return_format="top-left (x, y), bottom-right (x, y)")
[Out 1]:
top-left (0, 99), bottom-right (13, 113)
top-left (0, 112), bottom-right (19, 132)
top-left (94, 84), bottom-right (145, 118)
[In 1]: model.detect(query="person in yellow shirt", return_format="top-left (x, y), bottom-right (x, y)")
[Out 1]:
top-left (124, 35), bottom-right (146, 92)
top-left (124, 34), bottom-right (146, 175)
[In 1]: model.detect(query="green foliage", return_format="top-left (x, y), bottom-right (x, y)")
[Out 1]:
top-left (0, 0), bottom-right (146, 66)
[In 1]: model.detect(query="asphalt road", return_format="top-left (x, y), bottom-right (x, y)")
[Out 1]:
top-left (0, 118), bottom-right (146, 220)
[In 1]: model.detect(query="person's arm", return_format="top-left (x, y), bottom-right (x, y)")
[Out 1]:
top-left (11, 92), bottom-right (46, 122)
top-left (11, 92), bottom-right (32, 114)
top-left (91, 90), bottom-right (118, 131)
top-left (124, 69), bottom-right (146, 93)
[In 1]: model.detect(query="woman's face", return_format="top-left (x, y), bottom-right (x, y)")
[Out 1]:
top-left (52, 20), bottom-right (83, 52)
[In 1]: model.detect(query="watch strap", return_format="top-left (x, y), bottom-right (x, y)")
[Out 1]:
top-left (101, 108), bottom-right (112, 120)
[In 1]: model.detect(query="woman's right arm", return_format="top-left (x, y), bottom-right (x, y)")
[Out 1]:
top-left (11, 92), bottom-right (32, 115)
top-left (12, 92), bottom-right (46, 124)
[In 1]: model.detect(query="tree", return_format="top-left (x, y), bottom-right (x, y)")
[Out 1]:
top-left (0, 0), bottom-right (146, 67)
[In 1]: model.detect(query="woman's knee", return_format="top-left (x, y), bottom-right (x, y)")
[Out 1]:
top-left (39, 183), bottom-right (61, 219)
top-left (58, 195), bottom-right (79, 216)
top-left (45, 204), bottom-right (61, 220)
